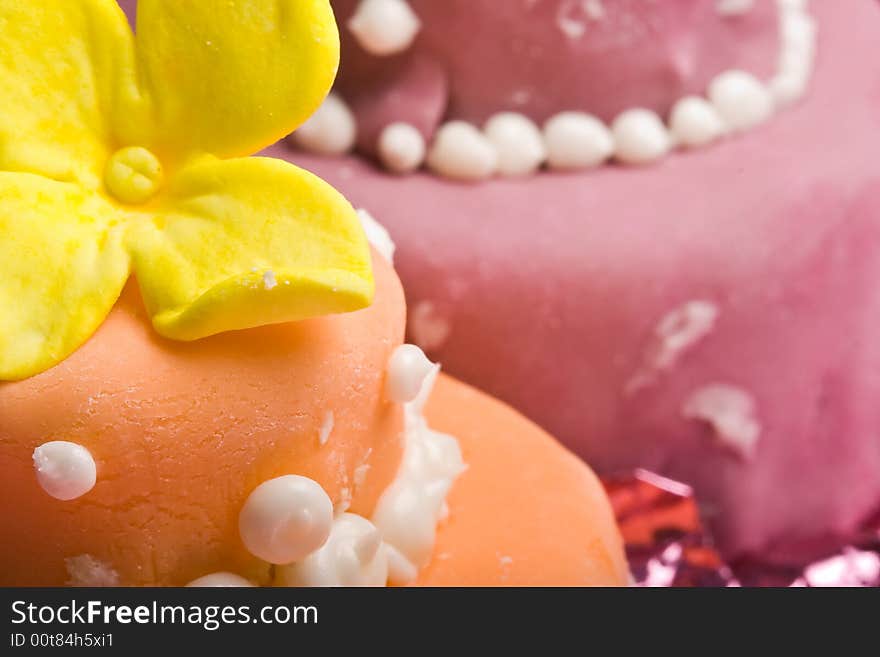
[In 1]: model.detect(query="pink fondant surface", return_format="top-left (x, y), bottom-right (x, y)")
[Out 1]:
top-left (332, 0), bottom-right (779, 152)
top-left (271, 0), bottom-right (880, 562)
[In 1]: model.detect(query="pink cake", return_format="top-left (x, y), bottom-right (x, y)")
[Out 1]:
top-left (115, 0), bottom-right (880, 565)
top-left (262, 0), bottom-right (880, 565)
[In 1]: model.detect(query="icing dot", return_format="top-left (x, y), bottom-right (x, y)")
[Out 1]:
top-left (543, 111), bottom-right (614, 170)
top-left (357, 208), bottom-right (396, 264)
top-left (708, 70), bottom-right (774, 133)
top-left (611, 109), bottom-right (671, 165)
top-left (289, 93), bottom-right (357, 156)
top-left (483, 112), bottom-right (547, 177)
top-left (33, 441), bottom-right (96, 501)
top-left (276, 513), bottom-right (388, 587)
top-left (669, 96), bottom-right (726, 148)
top-left (64, 555), bottom-right (119, 587)
top-left (238, 475), bottom-right (333, 565)
top-left (348, 0), bottom-right (421, 57)
top-left (318, 411), bottom-right (334, 446)
top-left (186, 573), bottom-right (254, 587)
top-left (103, 147), bottom-right (162, 205)
top-left (408, 300), bottom-right (451, 352)
top-left (426, 121), bottom-right (498, 182)
top-left (377, 122), bottom-right (426, 174)
top-left (386, 344), bottom-right (434, 404)
top-left (682, 384), bottom-right (761, 458)
top-left (716, 0), bottom-right (755, 16)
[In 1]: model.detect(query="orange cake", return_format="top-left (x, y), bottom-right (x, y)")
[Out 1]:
top-left (0, 0), bottom-right (626, 587)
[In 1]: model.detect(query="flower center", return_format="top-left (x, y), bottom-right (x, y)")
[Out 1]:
top-left (104, 146), bottom-right (163, 205)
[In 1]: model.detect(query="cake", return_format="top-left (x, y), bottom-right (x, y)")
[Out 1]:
top-left (276, 0), bottom-right (880, 565)
top-left (0, 0), bottom-right (626, 587)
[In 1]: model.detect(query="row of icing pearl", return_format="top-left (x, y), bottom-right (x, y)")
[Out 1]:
top-left (190, 344), bottom-right (463, 587)
top-left (290, 0), bottom-right (816, 181)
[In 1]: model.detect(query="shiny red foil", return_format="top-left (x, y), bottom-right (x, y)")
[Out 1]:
top-left (602, 470), bottom-right (880, 587)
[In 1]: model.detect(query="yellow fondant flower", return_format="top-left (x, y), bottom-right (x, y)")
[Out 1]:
top-left (0, 0), bottom-right (374, 381)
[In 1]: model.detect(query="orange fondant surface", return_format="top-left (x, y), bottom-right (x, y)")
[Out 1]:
top-left (0, 252), bottom-right (404, 586)
top-left (418, 375), bottom-right (628, 587)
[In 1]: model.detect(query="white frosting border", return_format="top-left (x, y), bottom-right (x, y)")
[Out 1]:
top-left (292, 0), bottom-right (817, 181)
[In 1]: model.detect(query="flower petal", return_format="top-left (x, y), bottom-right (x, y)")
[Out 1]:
top-left (134, 0), bottom-right (340, 160)
top-left (126, 156), bottom-right (374, 341)
top-left (0, 173), bottom-right (130, 381)
top-left (0, 0), bottom-right (141, 189)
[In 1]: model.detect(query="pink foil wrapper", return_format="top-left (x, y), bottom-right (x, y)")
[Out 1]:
top-left (602, 470), bottom-right (880, 587)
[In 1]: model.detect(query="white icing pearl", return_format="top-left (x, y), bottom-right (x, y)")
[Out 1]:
top-left (386, 344), bottom-right (434, 404)
top-left (611, 109), bottom-right (671, 165)
top-left (483, 112), bottom-right (546, 177)
top-left (32, 441), bottom-right (96, 501)
top-left (238, 475), bottom-right (333, 565)
top-left (377, 122), bottom-right (426, 174)
top-left (289, 93), bottom-right (357, 156)
top-left (276, 514), bottom-right (388, 587)
top-left (357, 208), bottom-right (396, 264)
top-left (669, 96), bottom-right (726, 148)
top-left (426, 121), bottom-right (498, 182)
top-left (186, 573), bottom-right (254, 587)
top-left (348, 0), bottom-right (421, 57)
top-left (708, 70), bottom-right (774, 133)
top-left (543, 111), bottom-right (614, 170)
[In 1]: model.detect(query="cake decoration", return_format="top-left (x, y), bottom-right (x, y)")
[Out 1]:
top-left (32, 441), bottom-right (97, 501)
top-left (543, 111), bottom-right (615, 170)
top-left (277, 512), bottom-right (389, 586)
top-left (609, 109), bottom-right (672, 165)
top-left (483, 113), bottom-right (548, 178)
top-left (668, 97), bottom-right (727, 149)
top-left (425, 121), bottom-right (499, 182)
top-left (204, 345), bottom-right (461, 588)
top-left (289, 92), bottom-right (360, 156)
top-left (0, 0), bottom-right (374, 381)
top-left (238, 474), bottom-right (336, 565)
top-left (348, 0), bottom-right (421, 57)
top-left (377, 122), bottom-right (428, 174)
top-left (291, 0), bottom-right (817, 180)
top-left (357, 208), bottom-right (397, 263)
top-left (371, 359), bottom-right (466, 585)
top-left (186, 572), bottom-right (255, 588)
top-left (385, 343), bottom-right (435, 403)
top-left (64, 554), bottom-right (121, 587)
top-left (681, 384), bottom-right (762, 459)
top-left (625, 300), bottom-right (721, 395)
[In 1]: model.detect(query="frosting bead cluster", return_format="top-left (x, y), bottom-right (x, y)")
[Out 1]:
top-left (185, 344), bottom-right (463, 588)
top-left (291, 0), bottom-right (818, 182)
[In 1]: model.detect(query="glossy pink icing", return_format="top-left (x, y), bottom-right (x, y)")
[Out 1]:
top-left (270, 1), bottom-right (880, 562)
top-left (332, 0), bottom-right (779, 152)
